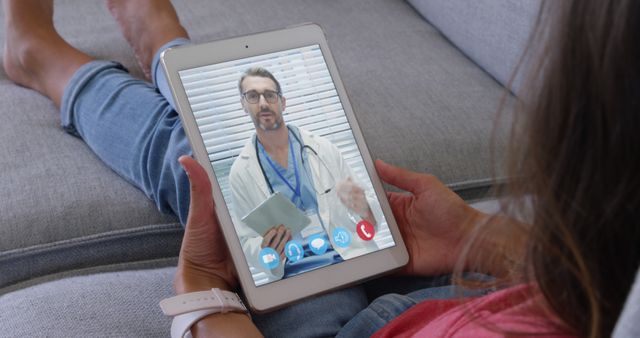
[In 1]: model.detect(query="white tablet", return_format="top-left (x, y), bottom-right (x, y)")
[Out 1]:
top-left (241, 192), bottom-right (310, 236)
top-left (161, 23), bottom-right (408, 312)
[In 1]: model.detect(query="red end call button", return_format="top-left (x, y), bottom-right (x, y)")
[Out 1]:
top-left (356, 220), bottom-right (375, 241)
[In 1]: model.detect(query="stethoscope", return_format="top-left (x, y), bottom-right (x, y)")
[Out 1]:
top-left (255, 126), bottom-right (336, 196)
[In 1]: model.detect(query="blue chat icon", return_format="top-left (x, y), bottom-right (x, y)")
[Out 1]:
top-left (308, 233), bottom-right (329, 255)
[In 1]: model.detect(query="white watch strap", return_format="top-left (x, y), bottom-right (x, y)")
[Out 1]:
top-left (160, 288), bottom-right (249, 338)
top-left (160, 288), bottom-right (247, 316)
top-left (171, 308), bottom-right (220, 338)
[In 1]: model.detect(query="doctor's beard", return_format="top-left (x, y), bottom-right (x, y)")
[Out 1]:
top-left (253, 109), bottom-right (284, 131)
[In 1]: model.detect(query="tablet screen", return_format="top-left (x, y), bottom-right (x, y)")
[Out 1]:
top-left (178, 45), bottom-right (397, 287)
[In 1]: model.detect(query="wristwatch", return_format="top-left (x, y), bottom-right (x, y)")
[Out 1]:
top-left (160, 288), bottom-right (249, 338)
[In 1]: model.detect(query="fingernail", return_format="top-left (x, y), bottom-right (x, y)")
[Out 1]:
top-left (178, 158), bottom-right (190, 177)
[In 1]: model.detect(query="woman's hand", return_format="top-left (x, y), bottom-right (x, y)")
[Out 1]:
top-left (175, 156), bottom-right (262, 337)
top-left (175, 155), bottom-right (237, 293)
top-left (375, 160), bottom-right (483, 276)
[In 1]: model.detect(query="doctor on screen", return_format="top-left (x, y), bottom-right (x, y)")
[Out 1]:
top-left (229, 67), bottom-right (383, 283)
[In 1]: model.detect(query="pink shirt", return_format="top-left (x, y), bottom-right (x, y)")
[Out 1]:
top-left (373, 284), bottom-right (576, 337)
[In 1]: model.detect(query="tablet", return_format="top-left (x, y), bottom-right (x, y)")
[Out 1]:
top-left (161, 23), bottom-right (408, 312)
top-left (241, 192), bottom-right (311, 236)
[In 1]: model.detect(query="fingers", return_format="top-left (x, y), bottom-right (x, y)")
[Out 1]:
top-left (261, 225), bottom-right (292, 255)
top-left (275, 228), bottom-right (292, 260)
top-left (386, 191), bottom-right (410, 227)
top-left (348, 194), bottom-right (369, 216)
top-left (352, 190), bottom-right (368, 213)
top-left (375, 159), bottom-right (436, 195)
top-left (261, 227), bottom-right (276, 248)
top-left (337, 177), bottom-right (369, 214)
top-left (179, 155), bottom-right (214, 227)
top-left (336, 177), bottom-right (356, 194)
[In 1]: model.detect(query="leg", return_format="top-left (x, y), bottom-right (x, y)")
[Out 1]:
top-left (3, 0), bottom-right (93, 108)
top-left (106, 0), bottom-right (188, 80)
top-left (3, 0), bottom-right (193, 223)
top-left (108, 0), bottom-right (191, 109)
top-left (64, 0), bottom-right (193, 223)
top-left (362, 274), bottom-right (455, 301)
top-left (60, 59), bottom-right (192, 224)
top-left (337, 273), bottom-right (496, 337)
top-left (252, 286), bottom-right (369, 337)
top-left (149, 37), bottom-right (191, 111)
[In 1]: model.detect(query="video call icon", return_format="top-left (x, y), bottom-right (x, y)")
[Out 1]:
top-left (259, 247), bottom-right (280, 270)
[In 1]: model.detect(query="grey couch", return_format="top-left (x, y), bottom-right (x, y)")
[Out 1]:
top-left (8, 0), bottom-right (622, 336)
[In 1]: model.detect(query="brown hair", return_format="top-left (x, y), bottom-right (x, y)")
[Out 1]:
top-left (460, 0), bottom-right (640, 337)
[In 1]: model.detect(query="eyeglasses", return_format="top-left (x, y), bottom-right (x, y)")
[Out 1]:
top-left (242, 90), bottom-right (280, 104)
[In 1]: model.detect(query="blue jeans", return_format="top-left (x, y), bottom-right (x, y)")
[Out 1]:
top-left (60, 39), bottom-right (191, 224)
top-left (337, 274), bottom-right (495, 337)
top-left (59, 39), bottom-right (485, 337)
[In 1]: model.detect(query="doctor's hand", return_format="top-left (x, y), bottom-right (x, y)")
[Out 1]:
top-left (175, 156), bottom-right (238, 294)
top-left (261, 225), bottom-right (292, 261)
top-left (375, 160), bottom-right (484, 277)
top-left (336, 177), bottom-right (375, 224)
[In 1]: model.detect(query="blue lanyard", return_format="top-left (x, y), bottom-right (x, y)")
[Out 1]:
top-left (259, 136), bottom-right (302, 203)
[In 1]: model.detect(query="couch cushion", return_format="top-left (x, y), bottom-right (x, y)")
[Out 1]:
top-left (0, 0), bottom-right (512, 288)
top-left (408, 0), bottom-right (540, 94)
top-left (0, 267), bottom-right (175, 337)
top-left (0, 265), bottom-right (367, 337)
top-left (0, 224), bottom-right (183, 290)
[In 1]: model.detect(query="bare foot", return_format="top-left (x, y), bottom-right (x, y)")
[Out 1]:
top-left (2, 0), bottom-right (56, 95)
top-left (107, 0), bottom-right (188, 80)
top-left (3, 0), bottom-right (92, 107)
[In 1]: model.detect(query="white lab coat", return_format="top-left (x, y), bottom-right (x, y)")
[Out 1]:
top-left (229, 126), bottom-right (382, 283)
